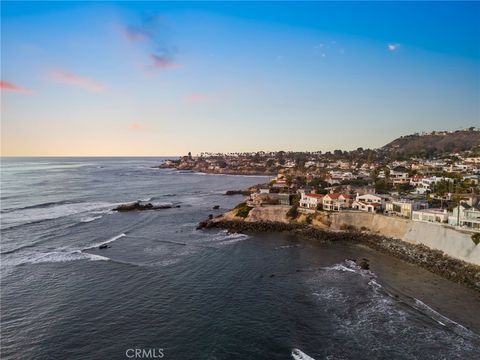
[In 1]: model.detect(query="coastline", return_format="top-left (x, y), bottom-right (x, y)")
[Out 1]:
top-left (199, 217), bottom-right (480, 293)
top-left (157, 165), bottom-right (275, 176)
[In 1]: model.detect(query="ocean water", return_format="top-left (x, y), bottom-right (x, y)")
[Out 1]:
top-left (1, 157), bottom-right (479, 360)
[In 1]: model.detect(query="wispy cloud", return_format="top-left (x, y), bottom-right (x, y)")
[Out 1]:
top-left (120, 14), bottom-right (179, 71)
top-left (151, 54), bottom-right (180, 69)
top-left (1, 81), bottom-right (31, 93)
top-left (388, 43), bottom-right (400, 52)
top-left (185, 93), bottom-right (212, 104)
top-left (48, 69), bottom-right (105, 92)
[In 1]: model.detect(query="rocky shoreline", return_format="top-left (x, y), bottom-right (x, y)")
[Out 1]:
top-left (198, 219), bottom-right (480, 292)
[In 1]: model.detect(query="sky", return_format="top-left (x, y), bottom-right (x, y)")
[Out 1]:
top-left (1, 1), bottom-right (479, 156)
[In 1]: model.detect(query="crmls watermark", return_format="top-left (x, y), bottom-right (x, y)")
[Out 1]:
top-left (125, 348), bottom-right (165, 359)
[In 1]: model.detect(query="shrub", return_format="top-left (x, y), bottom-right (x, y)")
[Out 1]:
top-left (472, 233), bottom-right (480, 246)
top-left (235, 203), bottom-right (252, 218)
top-left (306, 214), bottom-right (313, 224)
top-left (287, 205), bottom-right (299, 219)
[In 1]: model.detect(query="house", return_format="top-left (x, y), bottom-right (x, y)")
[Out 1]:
top-left (323, 193), bottom-right (353, 211)
top-left (411, 176), bottom-right (453, 194)
top-left (385, 199), bottom-right (428, 218)
top-left (448, 203), bottom-right (480, 231)
top-left (389, 166), bottom-right (410, 185)
top-left (412, 208), bottom-right (448, 223)
top-left (299, 192), bottom-right (324, 212)
top-left (352, 194), bottom-right (387, 213)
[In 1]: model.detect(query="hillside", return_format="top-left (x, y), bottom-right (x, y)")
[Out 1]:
top-left (382, 129), bottom-right (480, 157)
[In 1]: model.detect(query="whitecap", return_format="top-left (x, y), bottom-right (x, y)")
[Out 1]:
top-left (291, 348), bottom-right (316, 360)
top-left (80, 215), bottom-right (102, 223)
top-left (412, 298), bottom-right (479, 339)
top-left (2, 201), bottom-right (120, 229)
top-left (82, 233), bottom-right (126, 251)
top-left (3, 250), bottom-right (110, 266)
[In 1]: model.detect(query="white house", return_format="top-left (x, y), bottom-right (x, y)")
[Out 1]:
top-left (352, 194), bottom-right (386, 213)
top-left (448, 203), bottom-right (480, 231)
top-left (323, 193), bottom-right (353, 211)
top-left (412, 208), bottom-right (448, 223)
top-left (299, 193), bottom-right (324, 212)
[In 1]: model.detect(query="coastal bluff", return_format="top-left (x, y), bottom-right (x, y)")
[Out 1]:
top-left (218, 206), bottom-right (480, 266)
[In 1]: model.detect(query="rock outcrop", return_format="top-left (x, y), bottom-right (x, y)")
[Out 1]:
top-left (113, 201), bottom-right (180, 212)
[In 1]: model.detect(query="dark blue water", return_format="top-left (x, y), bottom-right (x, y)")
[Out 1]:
top-left (1, 157), bottom-right (480, 360)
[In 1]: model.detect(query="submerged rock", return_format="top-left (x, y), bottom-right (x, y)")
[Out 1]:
top-left (99, 244), bottom-right (108, 249)
top-left (358, 258), bottom-right (370, 270)
top-left (213, 205), bottom-right (220, 209)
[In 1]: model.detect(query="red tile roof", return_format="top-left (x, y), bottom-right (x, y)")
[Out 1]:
top-left (306, 193), bottom-right (324, 199)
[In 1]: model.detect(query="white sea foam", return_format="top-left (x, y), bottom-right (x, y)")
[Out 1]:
top-left (80, 215), bottom-right (103, 223)
top-left (291, 348), bottom-right (316, 360)
top-left (412, 298), bottom-right (479, 339)
top-left (2, 201), bottom-right (119, 229)
top-left (3, 250), bottom-right (110, 266)
top-left (323, 263), bottom-right (357, 273)
top-left (82, 233), bottom-right (126, 250)
top-left (209, 231), bottom-right (250, 246)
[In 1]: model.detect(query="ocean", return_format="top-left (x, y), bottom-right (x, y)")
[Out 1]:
top-left (1, 157), bottom-right (479, 360)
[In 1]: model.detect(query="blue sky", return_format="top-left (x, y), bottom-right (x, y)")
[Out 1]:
top-left (2, 1), bottom-right (479, 156)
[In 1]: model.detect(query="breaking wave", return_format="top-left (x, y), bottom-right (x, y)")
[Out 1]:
top-left (82, 233), bottom-right (126, 251)
top-left (291, 349), bottom-right (316, 360)
top-left (2, 250), bottom-right (110, 267)
top-left (1, 201), bottom-right (119, 229)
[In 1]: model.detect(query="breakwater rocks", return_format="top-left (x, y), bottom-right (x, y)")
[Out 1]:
top-left (198, 219), bottom-right (480, 292)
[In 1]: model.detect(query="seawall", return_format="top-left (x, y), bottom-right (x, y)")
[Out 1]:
top-left (329, 211), bottom-right (480, 266)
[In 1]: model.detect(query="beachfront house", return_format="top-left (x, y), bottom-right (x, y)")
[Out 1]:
top-left (412, 208), bottom-right (448, 223)
top-left (352, 193), bottom-right (386, 213)
top-left (299, 192), bottom-right (324, 212)
top-left (448, 203), bottom-right (480, 231)
top-left (323, 193), bottom-right (353, 211)
top-left (384, 199), bottom-right (428, 219)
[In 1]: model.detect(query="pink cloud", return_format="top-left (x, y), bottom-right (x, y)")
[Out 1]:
top-left (185, 93), bottom-right (211, 104)
top-left (48, 69), bottom-right (105, 92)
top-left (1, 81), bottom-right (31, 93)
top-left (129, 123), bottom-right (144, 130)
